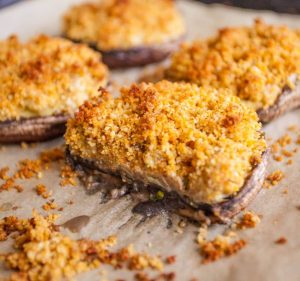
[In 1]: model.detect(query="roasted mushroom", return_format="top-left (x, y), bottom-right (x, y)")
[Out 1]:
top-left (165, 19), bottom-right (300, 123)
top-left (65, 81), bottom-right (267, 224)
top-left (62, 0), bottom-right (186, 68)
top-left (0, 35), bottom-right (108, 143)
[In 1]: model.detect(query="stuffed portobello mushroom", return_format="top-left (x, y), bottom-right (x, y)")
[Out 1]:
top-left (65, 81), bottom-right (268, 224)
top-left (0, 35), bottom-right (108, 143)
top-left (63, 0), bottom-right (186, 68)
top-left (165, 20), bottom-right (300, 123)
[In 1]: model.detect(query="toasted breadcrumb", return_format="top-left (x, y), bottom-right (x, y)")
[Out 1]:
top-left (63, 0), bottom-right (185, 50)
top-left (60, 164), bottom-right (78, 187)
top-left (0, 35), bottom-right (108, 121)
top-left (236, 211), bottom-right (261, 229)
top-left (165, 256), bottom-right (176, 265)
top-left (265, 170), bottom-right (284, 187)
top-left (0, 212), bottom-right (163, 281)
top-left (199, 235), bottom-right (247, 264)
top-left (275, 237), bottom-right (287, 244)
top-left (65, 81), bottom-right (266, 204)
top-left (0, 147), bottom-right (68, 193)
top-left (135, 272), bottom-right (175, 281)
top-left (0, 167), bottom-right (9, 180)
top-left (166, 19), bottom-right (300, 110)
top-left (35, 184), bottom-right (50, 199)
top-left (42, 201), bottom-right (57, 211)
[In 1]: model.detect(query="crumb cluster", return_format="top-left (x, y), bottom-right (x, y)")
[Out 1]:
top-left (166, 19), bottom-right (300, 110)
top-left (236, 211), bottom-right (261, 229)
top-left (66, 81), bottom-right (266, 204)
top-left (0, 211), bottom-right (163, 281)
top-left (63, 0), bottom-right (185, 50)
top-left (197, 228), bottom-right (247, 264)
top-left (0, 35), bottom-right (108, 121)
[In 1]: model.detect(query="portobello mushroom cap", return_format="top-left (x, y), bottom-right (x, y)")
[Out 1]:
top-left (68, 37), bottom-right (185, 69)
top-left (65, 148), bottom-right (269, 224)
top-left (64, 81), bottom-right (268, 224)
top-left (62, 0), bottom-right (186, 68)
top-left (0, 115), bottom-right (69, 143)
top-left (0, 35), bottom-right (108, 143)
top-left (165, 20), bottom-right (300, 123)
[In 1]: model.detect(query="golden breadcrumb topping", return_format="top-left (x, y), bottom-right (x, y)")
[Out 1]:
top-left (63, 0), bottom-right (185, 50)
top-left (65, 81), bottom-right (266, 204)
top-left (0, 35), bottom-right (108, 121)
top-left (166, 19), bottom-right (300, 110)
top-left (0, 211), bottom-right (163, 281)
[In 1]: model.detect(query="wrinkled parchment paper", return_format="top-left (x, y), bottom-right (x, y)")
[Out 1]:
top-left (0, 1), bottom-right (300, 280)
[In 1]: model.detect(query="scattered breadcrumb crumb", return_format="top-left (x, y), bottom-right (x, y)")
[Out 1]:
top-left (199, 235), bottom-right (247, 264)
top-left (273, 155), bottom-right (283, 162)
top-left (42, 201), bottom-right (57, 211)
top-left (287, 125), bottom-right (299, 132)
top-left (275, 237), bottom-right (287, 244)
top-left (134, 272), bottom-right (175, 281)
top-left (236, 211), bottom-right (261, 229)
top-left (281, 149), bottom-right (293, 158)
top-left (20, 142), bottom-right (28, 149)
top-left (277, 134), bottom-right (292, 147)
top-left (0, 167), bottom-right (9, 180)
top-left (264, 170), bottom-right (284, 187)
top-left (286, 159), bottom-right (293, 165)
top-left (166, 256), bottom-right (176, 265)
top-left (35, 184), bottom-right (51, 199)
top-left (60, 164), bottom-right (78, 187)
top-left (0, 211), bottom-right (163, 281)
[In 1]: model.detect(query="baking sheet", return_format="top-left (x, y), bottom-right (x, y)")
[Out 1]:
top-left (0, 1), bottom-right (300, 280)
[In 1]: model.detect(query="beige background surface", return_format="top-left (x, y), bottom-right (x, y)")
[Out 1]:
top-left (0, 1), bottom-right (300, 280)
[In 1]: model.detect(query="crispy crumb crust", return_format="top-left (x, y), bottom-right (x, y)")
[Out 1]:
top-left (0, 35), bottom-right (108, 121)
top-left (166, 19), bottom-right (300, 111)
top-left (62, 0), bottom-right (185, 51)
top-left (65, 81), bottom-right (266, 204)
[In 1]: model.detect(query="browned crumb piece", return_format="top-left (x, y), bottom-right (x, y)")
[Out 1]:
top-left (0, 216), bottom-right (20, 241)
top-left (287, 125), bottom-right (299, 132)
top-left (297, 136), bottom-right (300, 145)
top-left (282, 189), bottom-right (288, 194)
top-left (35, 184), bottom-right (50, 199)
top-left (0, 178), bottom-right (15, 192)
top-left (42, 201), bottom-right (57, 211)
top-left (39, 147), bottom-right (65, 167)
top-left (281, 149), bottom-right (293, 158)
top-left (128, 246), bottom-right (163, 271)
top-left (0, 147), bottom-right (67, 193)
top-left (14, 159), bottom-right (42, 179)
top-left (0, 212), bottom-right (163, 281)
top-left (286, 159), bottom-right (293, 165)
top-left (275, 237), bottom-right (287, 244)
top-left (0, 178), bottom-right (23, 193)
top-left (135, 272), bottom-right (175, 281)
top-left (265, 170), bottom-right (284, 187)
top-left (236, 211), bottom-right (261, 229)
top-left (14, 184), bottom-right (23, 193)
top-left (273, 155), bottom-right (283, 162)
top-left (271, 142), bottom-right (280, 154)
top-left (60, 164), bottom-right (78, 187)
top-left (0, 167), bottom-right (9, 180)
top-left (20, 142), bottom-right (28, 149)
top-left (277, 134), bottom-right (292, 147)
top-left (200, 236), bottom-right (247, 264)
top-left (165, 256), bottom-right (176, 265)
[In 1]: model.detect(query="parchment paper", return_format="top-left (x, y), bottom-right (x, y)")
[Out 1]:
top-left (0, 1), bottom-right (300, 280)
